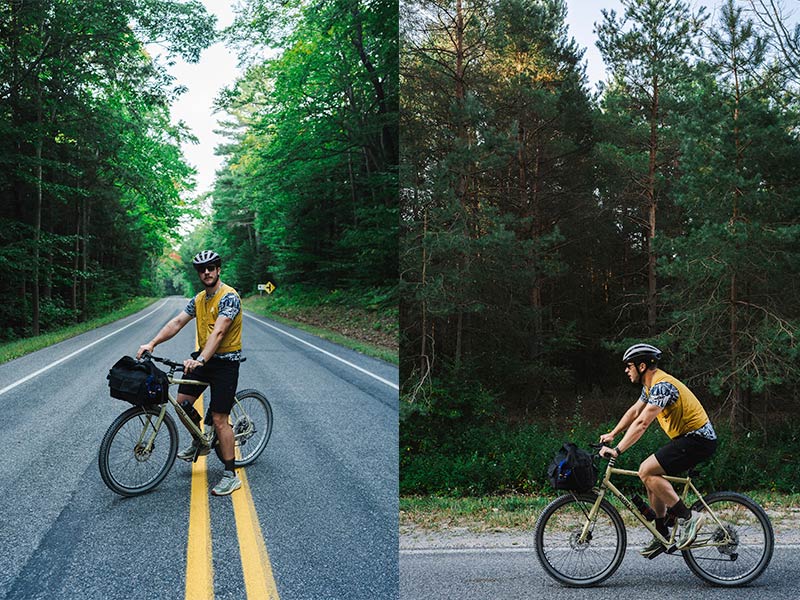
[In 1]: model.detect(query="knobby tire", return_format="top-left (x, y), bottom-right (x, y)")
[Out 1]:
top-left (98, 405), bottom-right (178, 497)
top-left (534, 493), bottom-right (627, 587)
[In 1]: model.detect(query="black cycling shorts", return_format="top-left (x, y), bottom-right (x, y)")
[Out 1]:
top-left (178, 357), bottom-right (240, 417)
top-left (655, 435), bottom-right (717, 475)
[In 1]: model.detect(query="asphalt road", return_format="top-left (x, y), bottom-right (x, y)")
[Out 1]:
top-left (0, 297), bottom-right (399, 600)
top-left (400, 544), bottom-right (800, 599)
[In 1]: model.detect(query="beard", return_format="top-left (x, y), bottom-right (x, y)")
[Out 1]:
top-left (202, 273), bottom-right (220, 289)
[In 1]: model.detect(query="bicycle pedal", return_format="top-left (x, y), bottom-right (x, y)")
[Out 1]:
top-left (642, 545), bottom-right (666, 560)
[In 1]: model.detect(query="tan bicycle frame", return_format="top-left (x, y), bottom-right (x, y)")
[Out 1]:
top-left (578, 456), bottom-right (732, 550)
top-left (136, 372), bottom-right (210, 454)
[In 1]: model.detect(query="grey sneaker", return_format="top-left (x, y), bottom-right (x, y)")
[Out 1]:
top-left (176, 439), bottom-right (210, 462)
top-left (211, 471), bottom-right (242, 496)
top-left (640, 537), bottom-right (665, 559)
top-left (676, 512), bottom-right (706, 550)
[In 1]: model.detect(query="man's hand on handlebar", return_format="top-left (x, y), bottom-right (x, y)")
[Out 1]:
top-left (599, 445), bottom-right (619, 459)
top-left (137, 344), bottom-right (155, 359)
top-left (599, 432), bottom-right (615, 445)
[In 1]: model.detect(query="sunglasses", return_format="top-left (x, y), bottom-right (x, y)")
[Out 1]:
top-left (195, 265), bottom-right (218, 273)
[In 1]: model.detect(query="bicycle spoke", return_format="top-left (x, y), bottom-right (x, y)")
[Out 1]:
top-left (535, 495), bottom-right (626, 586)
top-left (98, 407), bottom-right (178, 496)
top-left (682, 493), bottom-right (774, 586)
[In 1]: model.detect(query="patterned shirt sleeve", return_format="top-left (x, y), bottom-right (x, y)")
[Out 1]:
top-left (218, 293), bottom-right (241, 320)
top-left (184, 297), bottom-right (196, 317)
top-left (646, 382), bottom-right (679, 409)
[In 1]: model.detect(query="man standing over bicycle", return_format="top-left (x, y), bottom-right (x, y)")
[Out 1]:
top-left (599, 343), bottom-right (717, 558)
top-left (137, 250), bottom-right (244, 496)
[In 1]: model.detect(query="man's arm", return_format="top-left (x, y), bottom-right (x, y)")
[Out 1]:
top-left (600, 400), bottom-right (646, 444)
top-left (601, 403), bottom-right (662, 457)
top-left (137, 311), bottom-right (193, 358)
top-left (616, 403), bottom-right (661, 451)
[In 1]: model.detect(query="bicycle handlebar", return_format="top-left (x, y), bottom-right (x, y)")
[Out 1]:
top-left (589, 442), bottom-right (616, 461)
top-left (140, 351), bottom-right (246, 369)
top-left (141, 351), bottom-right (184, 370)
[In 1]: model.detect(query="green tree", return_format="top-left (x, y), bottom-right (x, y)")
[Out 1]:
top-left (661, 0), bottom-right (800, 431)
top-left (0, 0), bottom-right (214, 339)
top-left (212, 0), bottom-right (398, 294)
top-left (401, 0), bottom-right (600, 406)
top-left (595, 0), bottom-right (706, 333)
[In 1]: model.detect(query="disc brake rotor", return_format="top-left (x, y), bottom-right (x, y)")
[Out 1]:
top-left (133, 443), bottom-right (151, 462)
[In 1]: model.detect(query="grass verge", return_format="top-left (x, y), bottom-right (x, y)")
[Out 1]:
top-left (400, 491), bottom-right (800, 532)
top-left (0, 297), bottom-right (158, 365)
top-left (243, 291), bottom-right (398, 365)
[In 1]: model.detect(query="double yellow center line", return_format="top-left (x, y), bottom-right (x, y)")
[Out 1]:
top-left (184, 393), bottom-right (279, 599)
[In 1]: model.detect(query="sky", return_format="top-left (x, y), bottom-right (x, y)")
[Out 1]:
top-left (161, 1), bottom-right (791, 197)
top-left (156, 1), bottom-right (240, 196)
top-left (563, 0), bottom-right (799, 91)
top-left (167, 0), bottom-right (629, 197)
top-left (563, 0), bottom-right (624, 89)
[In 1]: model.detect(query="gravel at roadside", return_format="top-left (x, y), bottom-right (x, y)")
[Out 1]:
top-left (401, 505), bottom-right (800, 550)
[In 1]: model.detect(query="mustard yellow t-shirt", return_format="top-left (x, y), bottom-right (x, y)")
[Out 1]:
top-left (185, 283), bottom-right (242, 356)
top-left (639, 369), bottom-right (716, 440)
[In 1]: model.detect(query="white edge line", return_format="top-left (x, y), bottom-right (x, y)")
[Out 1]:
top-left (0, 299), bottom-right (170, 397)
top-left (245, 312), bottom-right (399, 390)
top-left (400, 543), bottom-right (800, 555)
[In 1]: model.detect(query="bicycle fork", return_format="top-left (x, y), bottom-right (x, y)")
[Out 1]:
top-left (578, 490), bottom-right (608, 544)
top-left (135, 406), bottom-right (169, 454)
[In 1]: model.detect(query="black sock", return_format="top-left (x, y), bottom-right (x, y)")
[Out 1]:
top-left (654, 517), bottom-right (670, 538)
top-left (667, 499), bottom-right (692, 520)
top-left (223, 458), bottom-right (236, 474)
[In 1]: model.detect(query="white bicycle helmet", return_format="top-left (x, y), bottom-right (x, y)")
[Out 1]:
top-left (192, 250), bottom-right (221, 268)
top-left (622, 343), bottom-right (662, 366)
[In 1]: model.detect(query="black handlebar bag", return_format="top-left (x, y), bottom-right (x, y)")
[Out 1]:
top-left (547, 442), bottom-right (598, 492)
top-left (107, 356), bottom-right (168, 405)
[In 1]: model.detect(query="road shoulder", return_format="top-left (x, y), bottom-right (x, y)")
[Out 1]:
top-left (401, 505), bottom-right (800, 551)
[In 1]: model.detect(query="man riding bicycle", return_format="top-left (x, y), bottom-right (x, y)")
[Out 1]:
top-left (599, 343), bottom-right (717, 557)
top-left (137, 250), bottom-right (244, 496)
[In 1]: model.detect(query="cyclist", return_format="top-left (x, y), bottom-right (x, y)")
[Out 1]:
top-left (599, 343), bottom-right (717, 558)
top-left (137, 250), bottom-right (244, 496)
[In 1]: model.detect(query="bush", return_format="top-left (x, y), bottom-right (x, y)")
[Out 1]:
top-left (400, 408), bottom-right (800, 496)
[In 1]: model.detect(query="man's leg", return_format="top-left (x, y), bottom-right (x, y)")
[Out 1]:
top-left (176, 392), bottom-right (207, 461)
top-left (210, 411), bottom-right (241, 496)
top-left (212, 411), bottom-right (235, 466)
top-left (638, 454), bottom-right (678, 517)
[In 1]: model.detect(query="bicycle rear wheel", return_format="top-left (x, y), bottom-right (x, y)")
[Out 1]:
top-left (231, 389), bottom-right (273, 467)
top-left (98, 405), bottom-right (178, 497)
top-left (682, 491), bottom-right (774, 586)
top-left (534, 493), bottom-right (627, 587)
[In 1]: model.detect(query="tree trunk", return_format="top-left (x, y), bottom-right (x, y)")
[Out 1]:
top-left (646, 77), bottom-right (660, 334)
top-left (80, 195), bottom-right (88, 321)
top-left (32, 80), bottom-right (43, 336)
top-left (348, 5), bottom-right (397, 168)
top-left (454, 310), bottom-right (463, 369)
top-left (729, 56), bottom-right (743, 431)
top-left (420, 206), bottom-right (429, 375)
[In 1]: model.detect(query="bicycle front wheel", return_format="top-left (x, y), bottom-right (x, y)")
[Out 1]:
top-left (98, 405), bottom-right (178, 497)
top-left (231, 388), bottom-right (273, 467)
top-left (682, 491), bottom-right (774, 586)
top-left (534, 493), bottom-right (627, 587)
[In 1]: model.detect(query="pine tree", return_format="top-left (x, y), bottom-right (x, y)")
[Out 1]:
top-left (595, 0), bottom-right (706, 333)
top-left (662, 0), bottom-right (800, 430)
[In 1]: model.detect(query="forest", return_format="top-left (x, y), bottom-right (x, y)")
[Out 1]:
top-left (188, 0), bottom-right (398, 304)
top-left (400, 0), bottom-right (800, 494)
top-left (0, 0), bottom-right (398, 342)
